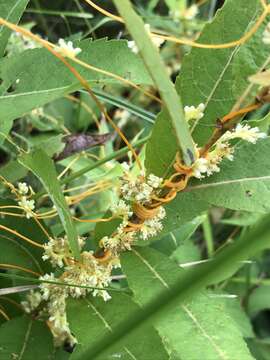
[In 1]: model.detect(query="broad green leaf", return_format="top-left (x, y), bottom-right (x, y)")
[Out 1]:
top-left (0, 198), bottom-right (47, 272)
top-left (121, 247), bottom-right (253, 359)
top-left (84, 212), bottom-right (270, 358)
top-left (113, 0), bottom-right (195, 166)
top-left (0, 160), bottom-right (28, 183)
top-left (0, 316), bottom-right (67, 359)
top-left (145, 0), bottom-right (269, 176)
top-left (161, 138), bottom-right (270, 236)
top-left (67, 294), bottom-right (169, 360)
top-left (248, 339), bottom-right (270, 360)
top-left (183, 138), bottom-right (270, 213)
top-left (0, 38), bottom-right (152, 141)
top-left (178, 0), bottom-right (269, 145)
top-left (0, 235), bottom-right (41, 275)
top-left (225, 296), bottom-right (254, 339)
top-left (248, 285), bottom-right (270, 316)
top-left (152, 215), bottom-right (204, 255)
top-left (19, 148), bottom-right (80, 259)
top-left (0, 0), bottom-right (29, 57)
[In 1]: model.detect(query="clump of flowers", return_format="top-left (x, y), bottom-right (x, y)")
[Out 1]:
top-left (55, 39), bottom-right (82, 58)
top-left (42, 235), bottom-right (85, 268)
top-left (191, 124), bottom-right (267, 179)
top-left (22, 235), bottom-right (120, 347)
top-left (184, 103), bottom-right (205, 122)
top-left (172, 4), bottom-right (199, 21)
top-left (16, 182), bottom-right (35, 218)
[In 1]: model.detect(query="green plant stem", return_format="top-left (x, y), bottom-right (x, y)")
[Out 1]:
top-left (202, 213), bottom-right (214, 257)
top-left (0, 272), bottom-right (128, 293)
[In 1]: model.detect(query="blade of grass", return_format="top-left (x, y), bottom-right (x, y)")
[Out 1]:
top-left (113, 0), bottom-right (195, 165)
top-left (89, 89), bottom-right (156, 123)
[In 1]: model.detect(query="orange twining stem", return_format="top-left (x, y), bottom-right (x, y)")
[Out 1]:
top-left (221, 103), bottom-right (261, 124)
top-left (84, 0), bottom-right (270, 50)
top-left (94, 250), bottom-right (112, 263)
top-left (0, 263), bottom-right (41, 277)
top-left (0, 18), bottom-right (142, 170)
top-left (0, 224), bottom-right (44, 249)
top-left (0, 307), bottom-right (10, 321)
top-left (73, 216), bottom-right (115, 223)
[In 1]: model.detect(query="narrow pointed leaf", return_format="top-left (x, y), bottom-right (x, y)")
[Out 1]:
top-left (113, 0), bottom-right (195, 166)
top-left (19, 148), bottom-right (80, 259)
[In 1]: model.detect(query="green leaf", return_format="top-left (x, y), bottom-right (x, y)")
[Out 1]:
top-left (177, 0), bottom-right (269, 145)
top-left (113, 0), bottom-right (195, 166)
top-left (183, 139), bottom-right (270, 213)
top-left (161, 138), bottom-right (270, 236)
top-left (0, 0), bottom-right (29, 57)
top-left (152, 215), bottom-right (204, 256)
top-left (67, 294), bottom-right (169, 360)
top-left (0, 316), bottom-right (60, 360)
top-left (248, 285), bottom-right (270, 316)
top-left (145, 0), bottom-right (270, 176)
top-left (19, 148), bottom-right (80, 259)
top-left (0, 198), bottom-right (47, 272)
top-left (121, 247), bottom-right (253, 359)
top-left (83, 211), bottom-right (270, 358)
top-left (0, 38), bottom-right (152, 141)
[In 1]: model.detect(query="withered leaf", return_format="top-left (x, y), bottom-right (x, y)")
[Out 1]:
top-left (54, 133), bottom-right (112, 161)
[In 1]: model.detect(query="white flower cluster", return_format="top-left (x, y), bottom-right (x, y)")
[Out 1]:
top-left (139, 207), bottom-right (166, 240)
top-left (184, 103), bottom-right (205, 122)
top-left (172, 4), bottom-right (199, 21)
top-left (191, 124), bottom-right (267, 179)
top-left (183, 5), bottom-right (199, 20)
top-left (55, 39), bottom-right (81, 58)
top-left (100, 171), bottom-right (166, 255)
top-left (6, 31), bottom-right (37, 57)
top-left (128, 24), bottom-right (165, 54)
top-left (17, 182), bottom-right (35, 219)
top-left (120, 172), bottom-right (163, 204)
top-left (263, 22), bottom-right (270, 45)
top-left (42, 235), bottom-right (85, 268)
top-left (23, 240), bottom-right (120, 347)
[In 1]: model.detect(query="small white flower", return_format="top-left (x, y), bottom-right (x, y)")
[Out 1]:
top-left (222, 124), bottom-right (267, 144)
top-left (18, 182), bottom-right (29, 195)
top-left (144, 24), bottom-right (165, 49)
top-left (128, 24), bottom-right (164, 53)
top-left (128, 40), bottom-right (138, 54)
top-left (55, 38), bottom-right (81, 58)
top-left (111, 200), bottom-right (133, 218)
top-left (183, 5), bottom-right (199, 20)
top-left (31, 107), bottom-right (44, 117)
top-left (147, 174), bottom-right (163, 189)
top-left (18, 197), bottom-right (35, 218)
top-left (184, 103), bottom-right (205, 122)
top-left (42, 236), bottom-right (85, 268)
top-left (263, 23), bottom-right (270, 44)
top-left (191, 157), bottom-right (209, 178)
top-left (139, 207), bottom-right (166, 240)
top-left (21, 290), bottom-right (42, 313)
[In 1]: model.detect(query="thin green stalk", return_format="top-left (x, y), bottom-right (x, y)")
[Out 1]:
top-left (0, 272), bottom-right (128, 293)
top-left (89, 89), bottom-right (156, 123)
top-left (202, 213), bottom-right (214, 257)
top-left (34, 136), bottom-right (149, 200)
